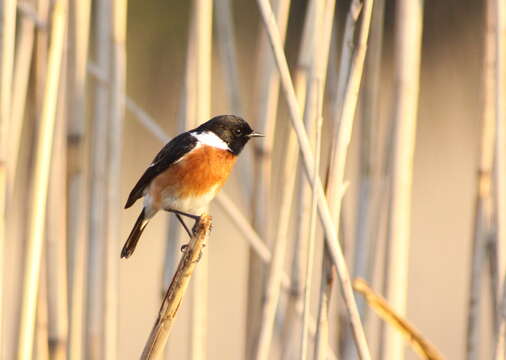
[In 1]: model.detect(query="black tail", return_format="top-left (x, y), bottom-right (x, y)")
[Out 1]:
top-left (121, 209), bottom-right (149, 259)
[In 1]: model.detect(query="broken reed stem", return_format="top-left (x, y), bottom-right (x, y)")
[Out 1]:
top-left (466, 0), bottom-right (497, 359)
top-left (354, 278), bottom-right (445, 360)
top-left (17, 1), bottom-right (66, 358)
top-left (494, 0), bottom-right (506, 357)
top-left (255, 0), bottom-right (373, 358)
top-left (141, 215), bottom-right (213, 359)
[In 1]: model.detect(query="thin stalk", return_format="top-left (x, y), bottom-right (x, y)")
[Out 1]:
top-left (17, 1), bottom-right (66, 358)
top-left (214, 0), bottom-right (243, 115)
top-left (8, 4), bottom-right (35, 196)
top-left (86, 0), bottom-right (110, 357)
top-left (247, 0), bottom-right (291, 356)
top-left (301, 109), bottom-right (324, 360)
top-left (383, 1), bottom-right (424, 360)
top-left (282, 2), bottom-right (319, 353)
top-left (103, 1), bottom-right (127, 359)
top-left (255, 0), bottom-right (374, 358)
top-left (466, 0), bottom-right (497, 359)
top-left (192, 1), bottom-right (213, 359)
top-left (47, 33), bottom-right (69, 360)
top-left (494, 0), bottom-right (506, 356)
top-left (343, 0), bottom-right (386, 358)
top-left (36, 256), bottom-right (49, 360)
top-left (314, 251), bottom-right (334, 360)
top-left (141, 216), bottom-right (213, 359)
top-left (0, 0), bottom-right (17, 353)
top-left (67, 0), bottom-right (91, 359)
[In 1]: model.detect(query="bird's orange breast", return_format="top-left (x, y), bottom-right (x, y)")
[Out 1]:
top-left (148, 145), bottom-right (237, 208)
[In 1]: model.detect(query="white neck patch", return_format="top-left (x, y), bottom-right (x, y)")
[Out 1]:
top-left (191, 131), bottom-right (230, 151)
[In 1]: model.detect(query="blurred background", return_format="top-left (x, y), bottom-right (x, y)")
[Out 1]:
top-left (2, 0), bottom-right (504, 359)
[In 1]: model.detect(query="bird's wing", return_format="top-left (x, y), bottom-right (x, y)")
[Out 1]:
top-left (124, 132), bottom-right (198, 208)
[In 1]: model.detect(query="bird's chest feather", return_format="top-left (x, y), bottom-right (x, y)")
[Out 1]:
top-left (147, 145), bottom-right (237, 211)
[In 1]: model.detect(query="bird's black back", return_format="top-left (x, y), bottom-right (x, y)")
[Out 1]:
top-left (124, 132), bottom-right (198, 208)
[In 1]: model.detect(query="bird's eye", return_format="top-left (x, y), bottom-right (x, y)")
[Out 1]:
top-left (234, 129), bottom-right (242, 135)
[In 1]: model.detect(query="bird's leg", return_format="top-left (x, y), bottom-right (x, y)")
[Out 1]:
top-left (175, 213), bottom-right (192, 238)
top-left (167, 209), bottom-right (201, 233)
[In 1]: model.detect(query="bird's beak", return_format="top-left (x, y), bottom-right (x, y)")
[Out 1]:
top-left (247, 131), bottom-right (264, 138)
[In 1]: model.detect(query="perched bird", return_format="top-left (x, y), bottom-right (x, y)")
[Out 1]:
top-left (122, 114), bottom-right (263, 258)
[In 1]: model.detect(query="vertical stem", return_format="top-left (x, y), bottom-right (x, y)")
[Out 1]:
top-left (383, 1), bottom-right (424, 360)
top-left (87, 0), bottom-right (110, 357)
top-left (17, 1), bottom-right (66, 358)
top-left (494, 0), bottom-right (506, 357)
top-left (343, 0), bottom-right (385, 358)
top-left (247, 0), bottom-right (291, 356)
top-left (104, 1), bottom-right (127, 359)
top-left (314, 251), bottom-right (334, 360)
top-left (192, 1), bottom-right (212, 359)
top-left (0, 0), bottom-right (17, 354)
top-left (8, 1), bottom-right (35, 195)
top-left (466, 0), bottom-right (496, 359)
top-left (47, 29), bottom-right (69, 359)
top-left (67, 0), bottom-right (91, 359)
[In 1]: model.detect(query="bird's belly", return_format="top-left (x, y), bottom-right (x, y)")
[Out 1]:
top-left (160, 185), bottom-right (219, 215)
top-left (145, 145), bottom-right (236, 215)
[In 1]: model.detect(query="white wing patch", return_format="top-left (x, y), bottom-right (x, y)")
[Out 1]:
top-left (191, 131), bottom-right (230, 151)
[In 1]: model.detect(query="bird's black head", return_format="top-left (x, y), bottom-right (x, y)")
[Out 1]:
top-left (196, 115), bottom-right (263, 155)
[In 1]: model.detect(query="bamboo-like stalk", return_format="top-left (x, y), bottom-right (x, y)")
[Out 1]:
top-left (494, 0), bottom-right (506, 357)
top-left (343, 0), bottom-right (386, 358)
top-left (466, 0), bottom-right (497, 359)
top-left (247, 0), bottom-right (291, 356)
top-left (141, 216), bottom-right (213, 359)
top-left (255, 0), bottom-right (373, 358)
top-left (383, 2), bottom-right (424, 360)
top-left (103, 1), bottom-right (127, 359)
top-left (281, 2), bottom-right (318, 353)
top-left (8, 3), bottom-right (35, 196)
top-left (67, 0), bottom-right (91, 359)
top-left (354, 279), bottom-right (444, 360)
top-left (0, 0), bottom-right (17, 353)
top-left (86, 0), bottom-right (110, 357)
top-left (314, 251), bottom-right (334, 360)
top-left (192, 1), bottom-right (213, 359)
top-left (46, 33), bottom-right (69, 360)
top-left (214, 0), bottom-right (243, 115)
top-left (36, 256), bottom-right (49, 360)
top-left (17, 1), bottom-right (66, 358)
top-left (300, 105), bottom-right (324, 360)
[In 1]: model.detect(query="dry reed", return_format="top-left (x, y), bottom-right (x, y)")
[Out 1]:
top-left (255, 0), bottom-right (373, 358)
top-left (354, 278), bottom-right (445, 360)
top-left (17, 1), bottom-right (66, 358)
top-left (141, 216), bottom-right (213, 359)
top-left (494, 0), bottom-right (506, 357)
top-left (383, 1), bottom-right (424, 359)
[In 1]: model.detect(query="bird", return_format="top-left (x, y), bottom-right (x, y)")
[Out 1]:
top-left (121, 114), bottom-right (263, 259)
